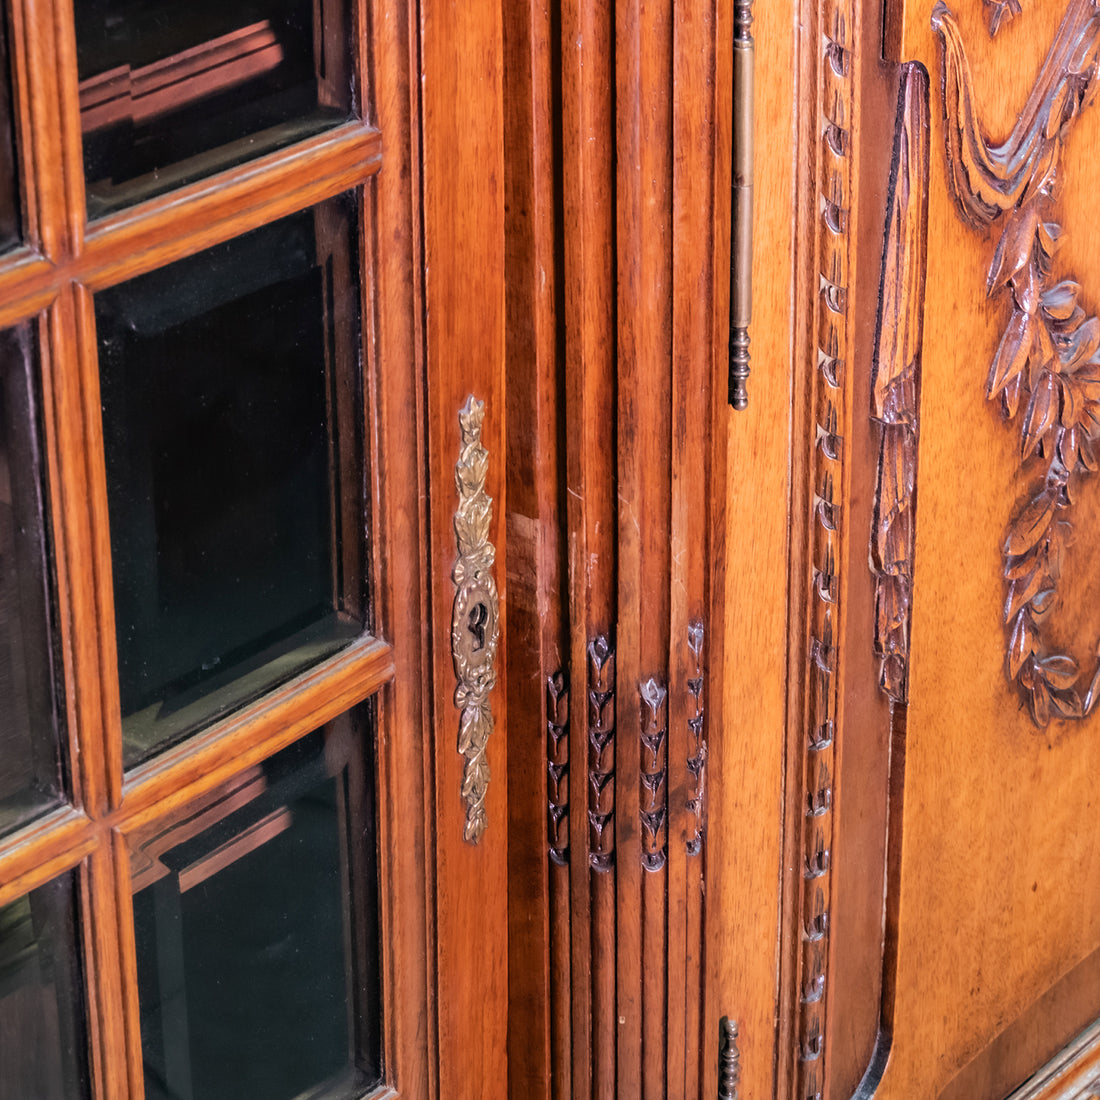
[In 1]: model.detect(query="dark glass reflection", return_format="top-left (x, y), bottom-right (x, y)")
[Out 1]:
top-left (131, 713), bottom-right (381, 1099)
top-left (96, 196), bottom-right (366, 765)
top-left (74, 0), bottom-right (353, 214)
top-left (0, 874), bottom-right (90, 1099)
top-left (0, 12), bottom-right (20, 252)
top-left (0, 326), bottom-right (66, 837)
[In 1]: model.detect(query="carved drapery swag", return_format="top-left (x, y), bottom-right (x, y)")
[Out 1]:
top-left (934, 0), bottom-right (1100, 726)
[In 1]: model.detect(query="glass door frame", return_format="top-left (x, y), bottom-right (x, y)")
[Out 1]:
top-left (0, 0), bottom-right (438, 1095)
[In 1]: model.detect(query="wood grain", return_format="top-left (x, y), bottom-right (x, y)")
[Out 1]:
top-left (502, 0), bottom-right (564, 1090)
top-left (560, 0), bottom-right (618, 1089)
top-left (848, 0), bottom-right (1100, 1094)
top-left (420, 0), bottom-right (509, 1095)
top-left (0, 1), bottom-right (436, 1098)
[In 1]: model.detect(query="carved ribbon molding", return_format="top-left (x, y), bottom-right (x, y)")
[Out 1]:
top-left (452, 395), bottom-right (500, 842)
top-left (796, 0), bottom-right (853, 1092)
top-left (934, 0), bottom-right (1100, 727)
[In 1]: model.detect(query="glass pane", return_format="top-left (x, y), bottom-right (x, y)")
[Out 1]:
top-left (130, 709), bottom-right (382, 1099)
top-left (0, 12), bottom-right (20, 253)
top-left (0, 326), bottom-right (66, 837)
top-left (0, 873), bottom-right (90, 1099)
top-left (96, 195), bottom-right (366, 766)
top-left (74, 0), bottom-right (353, 215)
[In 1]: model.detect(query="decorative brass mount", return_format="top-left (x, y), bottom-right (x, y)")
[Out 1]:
top-left (729, 0), bottom-right (754, 409)
top-left (451, 395), bottom-right (499, 842)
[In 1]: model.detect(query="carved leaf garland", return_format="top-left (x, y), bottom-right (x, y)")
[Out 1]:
top-left (934, 0), bottom-right (1100, 726)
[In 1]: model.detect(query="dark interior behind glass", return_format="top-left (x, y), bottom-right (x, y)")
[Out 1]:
top-left (74, 0), bottom-right (353, 214)
top-left (131, 711), bottom-right (382, 1099)
top-left (96, 195), bottom-right (366, 765)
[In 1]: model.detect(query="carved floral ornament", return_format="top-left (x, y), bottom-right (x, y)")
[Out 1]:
top-left (933, 0), bottom-right (1100, 726)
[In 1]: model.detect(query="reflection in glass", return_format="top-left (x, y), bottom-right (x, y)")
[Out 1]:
top-left (74, 0), bottom-right (353, 214)
top-left (96, 195), bottom-right (366, 765)
top-left (0, 12), bottom-right (20, 253)
top-left (0, 874), bottom-right (90, 1099)
top-left (0, 327), bottom-right (66, 837)
top-left (130, 711), bottom-right (381, 1099)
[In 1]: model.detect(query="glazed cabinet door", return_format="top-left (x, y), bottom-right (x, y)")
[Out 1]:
top-left (0, 0), bottom-right (509, 1096)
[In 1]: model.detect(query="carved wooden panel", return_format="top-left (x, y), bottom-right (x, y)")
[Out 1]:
top-left (639, 678), bottom-right (669, 871)
top-left (934, 0), bottom-right (1100, 726)
top-left (809, 0), bottom-right (1100, 1094)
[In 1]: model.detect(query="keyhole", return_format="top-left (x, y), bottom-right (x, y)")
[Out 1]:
top-left (468, 602), bottom-right (488, 651)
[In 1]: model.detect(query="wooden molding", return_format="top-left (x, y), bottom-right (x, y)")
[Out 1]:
top-left (1004, 1017), bottom-right (1100, 1100)
top-left (933, 0), bottom-right (1100, 727)
top-left (796, 0), bottom-right (856, 1091)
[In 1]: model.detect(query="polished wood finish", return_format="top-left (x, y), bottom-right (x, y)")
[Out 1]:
top-left (12, 0), bottom-right (1100, 1096)
top-left (501, 1), bottom-right (731, 1096)
top-left (420, 0), bottom-right (508, 1095)
top-left (0, 0), bottom-right (458, 1096)
top-left (770, 0), bottom-right (1100, 1096)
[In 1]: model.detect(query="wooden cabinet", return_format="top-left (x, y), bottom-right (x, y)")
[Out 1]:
top-left (3, 0), bottom-right (1100, 1097)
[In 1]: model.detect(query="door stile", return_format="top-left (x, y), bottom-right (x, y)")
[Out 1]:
top-left (560, 0), bottom-right (618, 1092)
top-left (614, 0), bottom-right (675, 1096)
top-left (12, 0), bottom-right (76, 256)
top-left (502, 0), bottom-right (567, 1094)
top-left (365, 0), bottom-right (434, 1093)
top-left (419, 0), bottom-right (508, 1095)
top-left (669, 0), bottom-right (726, 1095)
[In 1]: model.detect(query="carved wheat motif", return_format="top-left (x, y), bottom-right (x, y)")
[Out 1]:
top-left (934, 0), bottom-right (1100, 727)
top-left (639, 677), bottom-right (668, 872)
top-left (587, 636), bottom-right (616, 871)
top-left (796, 0), bottom-right (853, 1090)
top-left (796, 2), bottom-right (853, 1091)
top-left (686, 620), bottom-right (707, 856)
top-left (547, 672), bottom-right (570, 865)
